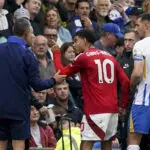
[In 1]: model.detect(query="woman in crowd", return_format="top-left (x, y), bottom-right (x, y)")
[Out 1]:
top-left (29, 105), bottom-right (56, 148)
top-left (53, 42), bottom-right (83, 109)
top-left (44, 7), bottom-right (72, 44)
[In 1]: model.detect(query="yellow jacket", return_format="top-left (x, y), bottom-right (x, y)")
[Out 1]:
top-left (56, 127), bottom-right (81, 150)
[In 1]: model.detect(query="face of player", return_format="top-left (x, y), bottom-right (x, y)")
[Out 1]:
top-left (30, 106), bottom-right (40, 122)
top-left (135, 18), bottom-right (145, 38)
top-left (55, 83), bottom-right (69, 101)
top-left (64, 46), bottom-right (76, 62)
top-left (73, 35), bottom-right (85, 54)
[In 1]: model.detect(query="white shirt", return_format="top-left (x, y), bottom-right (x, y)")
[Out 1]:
top-left (133, 37), bottom-right (150, 106)
top-left (0, 9), bottom-right (9, 31)
top-left (31, 125), bottom-right (42, 148)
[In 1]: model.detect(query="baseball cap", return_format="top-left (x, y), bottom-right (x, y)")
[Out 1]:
top-left (14, 8), bottom-right (30, 20)
top-left (102, 23), bottom-right (123, 38)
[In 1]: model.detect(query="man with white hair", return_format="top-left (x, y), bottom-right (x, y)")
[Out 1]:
top-left (91, 0), bottom-right (129, 32)
top-left (94, 0), bottom-right (111, 17)
top-left (90, 0), bottom-right (111, 27)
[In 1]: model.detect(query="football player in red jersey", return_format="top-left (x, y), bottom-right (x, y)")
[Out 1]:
top-left (52, 29), bottom-right (130, 150)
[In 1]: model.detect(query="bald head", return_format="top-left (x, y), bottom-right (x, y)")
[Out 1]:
top-left (32, 35), bottom-right (48, 58)
top-left (32, 35), bottom-right (48, 46)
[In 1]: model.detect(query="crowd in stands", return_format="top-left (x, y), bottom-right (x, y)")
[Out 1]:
top-left (1, 0), bottom-right (150, 149)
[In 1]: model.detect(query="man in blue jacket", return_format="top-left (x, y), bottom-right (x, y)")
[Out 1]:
top-left (0, 18), bottom-right (66, 150)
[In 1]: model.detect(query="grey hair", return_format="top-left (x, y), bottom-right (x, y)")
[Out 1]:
top-left (13, 18), bottom-right (31, 36)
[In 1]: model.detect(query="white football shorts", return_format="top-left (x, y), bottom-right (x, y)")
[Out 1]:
top-left (81, 113), bottom-right (118, 141)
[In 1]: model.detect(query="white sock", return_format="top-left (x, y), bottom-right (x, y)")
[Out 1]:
top-left (127, 145), bottom-right (140, 150)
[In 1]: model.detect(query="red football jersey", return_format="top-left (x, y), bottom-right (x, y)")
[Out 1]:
top-left (53, 48), bottom-right (130, 115)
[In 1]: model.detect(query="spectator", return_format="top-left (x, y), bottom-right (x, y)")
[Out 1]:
top-left (42, 0), bottom-right (68, 22)
top-left (62, 0), bottom-right (77, 22)
top-left (29, 105), bottom-right (56, 148)
top-left (25, 0), bottom-right (43, 35)
top-left (125, 0), bottom-right (135, 7)
top-left (67, 0), bottom-right (100, 39)
top-left (32, 35), bottom-right (56, 79)
top-left (44, 7), bottom-right (72, 43)
top-left (59, 42), bottom-right (83, 109)
top-left (13, 7), bottom-right (30, 21)
top-left (31, 88), bottom-right (54, 123)
top-left (13, 8), bottom-right (35, 47)
top-left (60, 42), bottom-right (76, 66)
top-left (94, 23), bottom-right (123, 56)
top-left (32, 89), bottom-right (48, 105)
top-left (125, 7), bottom-right (143, 31)
top-left (4, 0), bottom-right (23, 14)
top-left (0, 18), bottom-right (66, 150)
top-left (92, 0), bottom-right (130, 33)
top-left (115, 38), bottom-right (124, 57)
top-left (56, 115), bottom-right (81, 150)
top-left (32, 35), bottom-right (57, 101)
top-left (91, 0), bottom-right (111, 27)
top-left (44, 26), bottom-right (62, 57)
top-left (0, 0), bottom-right (13, 39)
top-left (143, 0), bottom-right (150, 13)
top-left (49, 80), bottom-right (83, 125)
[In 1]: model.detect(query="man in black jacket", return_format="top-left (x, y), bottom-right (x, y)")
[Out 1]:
top-left (117, 29), bottom-right (139, 150)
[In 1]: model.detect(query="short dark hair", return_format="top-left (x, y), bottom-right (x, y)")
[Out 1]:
top-left (13, 18), bottom-right (31, 36)
top-left (75, 0), bottom-right (89, 9)
top-left (75, 29), bottom-right (96, 45)
top-left (141, 13), bottom-right (150, 22)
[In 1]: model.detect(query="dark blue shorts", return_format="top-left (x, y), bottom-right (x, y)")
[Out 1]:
top-left (0, 118), bottom-right (30, 140)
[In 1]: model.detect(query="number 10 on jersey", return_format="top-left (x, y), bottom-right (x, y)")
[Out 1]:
top-left (94, 59), bottom-right (114, 83)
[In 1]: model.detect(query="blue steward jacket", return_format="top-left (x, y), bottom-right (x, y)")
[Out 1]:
top-left (0, 36), bottom-right (56, 121)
